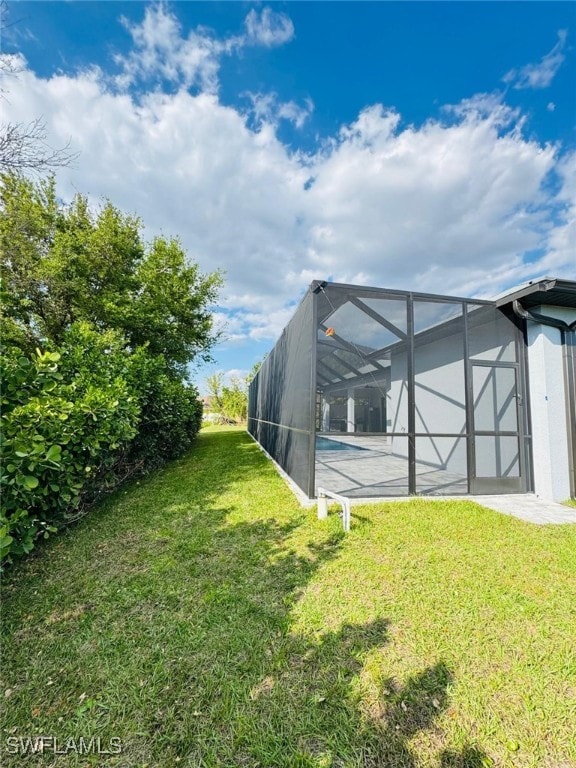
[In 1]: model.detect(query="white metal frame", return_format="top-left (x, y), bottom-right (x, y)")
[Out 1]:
top-left (316, 487), bottom-right (352, 532)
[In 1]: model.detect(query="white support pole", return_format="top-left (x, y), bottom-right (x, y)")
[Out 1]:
top-left (343, 499), bottom-right (351, 533)
top-left (347, 389), bottom-right (355, 432)
top-left (322, 398), bottom-right (331, 432)
top-left (317, 493), bottom-right (328, 520)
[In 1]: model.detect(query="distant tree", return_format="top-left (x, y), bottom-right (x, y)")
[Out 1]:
top-left (221, 376), bottom-right (248, 423)
top-left (204, 362), bottom-right (262, 424)
top-left (247, 360), bottom-right (262, 383)
top-left (205, 372), bottom-right (225, 415)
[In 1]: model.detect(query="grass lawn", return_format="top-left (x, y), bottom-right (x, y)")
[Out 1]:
top-left (2, 426), bottom-right (575, 768)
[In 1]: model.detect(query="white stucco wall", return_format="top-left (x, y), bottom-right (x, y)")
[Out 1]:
top-left (389, 336), bottom-right (467, 473)
top-left (526, 305), bottom-right (576, 502)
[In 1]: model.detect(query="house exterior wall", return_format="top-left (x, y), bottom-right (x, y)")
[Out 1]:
top-left (414, 333), bottom-right (467, 475)
top-left (390, 306), bottom-right (522, 482)
top-left (526, 305), bottom-right (576, 502)
top-left (389, 339), bottom-right (468, 476)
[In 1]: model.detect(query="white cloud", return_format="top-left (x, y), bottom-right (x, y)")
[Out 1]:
top-left (504, 30), bottom-right (567, 90)
top-left (244, 8), bottom-right (294, 48)
top-left (536, 151), bottom-right (576, 276)
top-left (444, 92), bottom-right (518, 125)
top-left (302, 102), bottom-right (560, 296)
top-left (1, 9), bottom-right (573, 351)
top-left (245, 91), bottom-right (314, 129)
top-left (114, 4), bottom-right (293, 93)
top-left (115, 4), bottom-right (229, 93)
top-left (212, 304), bottom-right (299, 347)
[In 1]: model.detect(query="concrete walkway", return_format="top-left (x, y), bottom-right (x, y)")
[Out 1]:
top-left (466, 494), bottom-right (576, 525)
top-left (341, 493), bottom-right (576, 525)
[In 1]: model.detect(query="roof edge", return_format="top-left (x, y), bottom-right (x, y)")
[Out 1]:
top-left (494, 276), bottom-right (576, 309)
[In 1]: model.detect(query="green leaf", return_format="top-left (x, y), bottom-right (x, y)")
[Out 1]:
top-left (45, 445), bottom-right (62, 463)
top-left (22, 476), bottom-right (39, 490)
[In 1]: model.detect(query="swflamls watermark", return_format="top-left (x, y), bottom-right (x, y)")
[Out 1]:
top-left (4, 735), bottom-right (123, 756)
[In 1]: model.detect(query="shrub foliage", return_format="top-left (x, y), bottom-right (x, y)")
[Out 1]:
top-left (1, 173), bottom-right (221, 564)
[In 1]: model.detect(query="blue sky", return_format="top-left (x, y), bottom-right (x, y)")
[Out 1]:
top-left (2, 2), bottom-right (575, 391)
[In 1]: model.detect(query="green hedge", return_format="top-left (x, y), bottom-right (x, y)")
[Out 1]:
top-left (0, 323), bottom-right (203, 565)
top-left (1, 173), bottom-right (213, 567)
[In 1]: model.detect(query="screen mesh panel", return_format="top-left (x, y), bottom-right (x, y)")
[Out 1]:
top-left (251, 281), bottom-right (529, 499)
top-left (248, 290), bottom-right (315, 496)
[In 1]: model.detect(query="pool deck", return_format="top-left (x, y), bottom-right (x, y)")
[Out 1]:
top-left (251, 432), bottom-right (576, 525)
top-left (315, 435), bottom-right (467, 497)
top-left (313, 436), bottom-right (576, 525)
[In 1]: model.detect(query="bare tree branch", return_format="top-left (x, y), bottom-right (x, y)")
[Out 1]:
top-left (0, 1), bottom-right (79, 173)
top-left (0, 117), bottom-right (78, 171)
top-left (0, 50), bottom-right (20, 86)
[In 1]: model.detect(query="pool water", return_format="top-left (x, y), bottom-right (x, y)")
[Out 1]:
top-left (316, 437), bottom-right (366, 451)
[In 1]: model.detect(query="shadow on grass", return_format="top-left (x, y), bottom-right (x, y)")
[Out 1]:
top-left (1, 430), bottom-right (489, 767)
top-left (440, 747), bottom-right (491, 767)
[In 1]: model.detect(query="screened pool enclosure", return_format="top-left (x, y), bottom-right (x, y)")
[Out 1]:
top-left (248, 280), bottom-right (531, 500)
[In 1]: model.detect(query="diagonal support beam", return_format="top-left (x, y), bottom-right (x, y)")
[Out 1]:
top-left (349, 297), bottom-right (407, 341)
top-left (319, 325), bottom-right (386, 372)
top-left (317, 358), bottom-right (349, 383)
